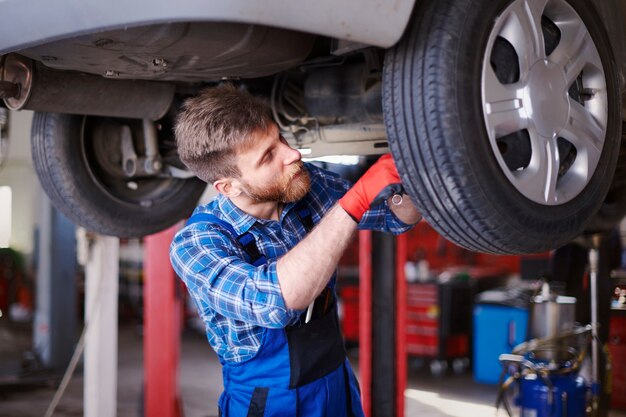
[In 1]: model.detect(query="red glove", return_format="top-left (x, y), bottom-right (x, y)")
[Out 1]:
top-left (339, 154), bottom-right (404, 222)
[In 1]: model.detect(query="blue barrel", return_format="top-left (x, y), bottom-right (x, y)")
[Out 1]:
top-left (519, 373), bottom-right (587, 417)
top-left (473, 304), bottom-right (528, 384)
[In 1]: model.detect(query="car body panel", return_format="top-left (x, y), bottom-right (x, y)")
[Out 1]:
top-left (0, 0), bottom-right (416, 55)
top-left (17, 23), bottom-right (318, 81)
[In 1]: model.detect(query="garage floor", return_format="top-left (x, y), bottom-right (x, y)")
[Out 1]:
top-left (1, 322), bottom-right (625, 417)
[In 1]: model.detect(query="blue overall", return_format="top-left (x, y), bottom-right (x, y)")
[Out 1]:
top-left (187, 208), bottom-right (365, 417)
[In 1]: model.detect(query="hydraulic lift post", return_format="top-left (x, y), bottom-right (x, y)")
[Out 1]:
top-left (33, 196), bottom-right (77, 371)
top-left (586, 233), bottom-right (614, 417)
top-left (144, 225), bottom-right (184, 417)
top-left (552, 232), bottom-right (616, 417)
top-left (359, 230), bottom-right (407, 417)
top-left (84, 235), bottom-right (119, 417)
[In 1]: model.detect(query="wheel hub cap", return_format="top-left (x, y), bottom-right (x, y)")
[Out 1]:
top-left (481, 0), bottom-right (608, 206)
top-left (526, 60), bottom-right (569, 138)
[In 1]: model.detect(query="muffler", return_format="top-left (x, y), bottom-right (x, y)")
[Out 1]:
top-left (0, 54), bottom-right (174, 120)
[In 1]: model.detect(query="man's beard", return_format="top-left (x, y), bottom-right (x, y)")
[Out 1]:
top-left (243, 163), bottom-right (311, 204)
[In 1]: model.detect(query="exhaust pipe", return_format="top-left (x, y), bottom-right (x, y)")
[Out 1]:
top-left (1, 54), bottom-right (175, 120)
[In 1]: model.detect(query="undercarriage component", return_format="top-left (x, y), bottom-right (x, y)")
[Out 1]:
top-left (142, 119), bottom-right (161, 173)
top-left (1, 54), bottom-right (175, 119)
top-left (284, 123), bottom-right (388, 158)
top-left (119, 120), bottom-right (163, 177)
top-left (304, 63), bottom-right (383, 125)
top-left (273, 62), bottom-right (388, 157)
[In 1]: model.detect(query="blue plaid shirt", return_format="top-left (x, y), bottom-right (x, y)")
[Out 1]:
top-left (170, 163), bottom-right (412, 363)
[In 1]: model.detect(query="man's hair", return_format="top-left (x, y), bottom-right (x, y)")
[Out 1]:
top-left (174, 84), bottom-right (274, 183)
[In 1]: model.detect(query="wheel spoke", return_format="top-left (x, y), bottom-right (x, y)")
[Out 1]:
top-left (483, 65), bottom-right (527, 137)
top-left (514, 131), bottom-right (560, 204)
top-left (542, 136), bottom-right (561, 204)
top-left (561, 99), bottom-right (604, 156)
top-left (551, 21), bottom-right (600, 86)
top-left (500, 0), bottom-right (548, 73)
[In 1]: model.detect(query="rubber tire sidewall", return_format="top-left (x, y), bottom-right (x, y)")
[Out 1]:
top-left (584, 122), bottom-right (626, 233)
top-left (31, 112), bottom-right (206, 238)
top-left (383, 0), bottom-right (622, 254)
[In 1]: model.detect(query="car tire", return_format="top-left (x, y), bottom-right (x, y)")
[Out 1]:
top-left (584, 122), bottom-right (626, 233)
top-left (31, 112), bottom-right (206, 238)
top-left (383, 0), bottom-right (621, 254)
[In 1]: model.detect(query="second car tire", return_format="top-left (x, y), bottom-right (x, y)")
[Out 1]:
top-left (31, 112), bottom-right (206, 238)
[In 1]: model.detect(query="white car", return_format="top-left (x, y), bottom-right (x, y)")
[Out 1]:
top-left (1, 0), bottom-right (624, 254)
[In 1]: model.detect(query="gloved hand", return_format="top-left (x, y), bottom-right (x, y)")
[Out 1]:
top-left (339, 154), bottom-right (404, 222)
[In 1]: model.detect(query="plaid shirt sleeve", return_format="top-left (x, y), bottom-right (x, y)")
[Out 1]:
top-left (169, 223), bottom-right (301, 329)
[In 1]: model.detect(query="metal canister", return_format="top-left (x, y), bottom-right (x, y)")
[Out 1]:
top-left (528, 283), bottom-right (577, 361)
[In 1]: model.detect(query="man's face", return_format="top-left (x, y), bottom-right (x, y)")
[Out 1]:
top-left (235, 124), bottom-right (311, 204)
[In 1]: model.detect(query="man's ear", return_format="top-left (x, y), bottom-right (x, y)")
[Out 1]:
top-left (213, 178), bottom-right (244, 198)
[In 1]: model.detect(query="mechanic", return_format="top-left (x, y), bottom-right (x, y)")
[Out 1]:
top-left (169, 84), bottom-right (421, 417)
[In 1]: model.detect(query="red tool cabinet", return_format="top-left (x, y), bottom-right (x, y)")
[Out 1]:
top-left (405, 280), bottom-right (473, 365)
top-left (610, 314), bottom-right (626, 410)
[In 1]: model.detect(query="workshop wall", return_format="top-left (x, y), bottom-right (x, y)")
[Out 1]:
top-left (0, 111), bottom-right (40, 256)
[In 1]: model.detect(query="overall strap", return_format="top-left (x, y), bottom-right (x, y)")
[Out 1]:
top-left (293, 202), bottom-right (314, 232)
top-left (186, 213), bottom-right (268, 267)
top-left (292, 202), bottom-right (357, 415)
top-left (186, 203), bottom-right (313, 267)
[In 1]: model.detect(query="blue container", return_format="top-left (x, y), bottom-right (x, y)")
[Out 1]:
top-left (519, 373), bottom-right (587, 417)
top-left (473, 304), bottom-right (528, 384)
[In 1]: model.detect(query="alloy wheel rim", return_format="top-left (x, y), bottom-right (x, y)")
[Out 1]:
top-left (481, 0), bottom-right (607, 205)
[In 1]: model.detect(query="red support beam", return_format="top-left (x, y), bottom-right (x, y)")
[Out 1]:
top-left (359, 230), bottom-right (372, 417)
top-left (144, 225), bottom-right (184, 417)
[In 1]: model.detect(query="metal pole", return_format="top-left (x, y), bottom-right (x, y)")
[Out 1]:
top-left (588, 234), bottom-right (601, 416)
top-left (589, 247), bottom-right (599, 384)
top-left (84, 234), bottom-right (119, 417)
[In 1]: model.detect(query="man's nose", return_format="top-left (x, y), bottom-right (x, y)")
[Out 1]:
top-left (283, 144), bottom-right (301, 165)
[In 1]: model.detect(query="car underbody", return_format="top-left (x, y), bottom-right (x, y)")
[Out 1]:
top-left (1, 0), bottom-right (626, 254)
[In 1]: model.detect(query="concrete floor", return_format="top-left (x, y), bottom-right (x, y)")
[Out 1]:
top-left (1, 321), bottom-right (625, 417)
